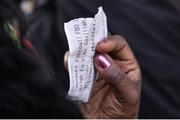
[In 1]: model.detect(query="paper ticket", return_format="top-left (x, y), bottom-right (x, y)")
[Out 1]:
top-left (64, 7), bottom-right (107, 103)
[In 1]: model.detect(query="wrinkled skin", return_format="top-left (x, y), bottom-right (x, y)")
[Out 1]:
top-left (64, 35), bottom-right (141, 119)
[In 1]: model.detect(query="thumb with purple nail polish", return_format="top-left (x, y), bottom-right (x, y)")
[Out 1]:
top-left (96, 54), bottom-right (111, 70)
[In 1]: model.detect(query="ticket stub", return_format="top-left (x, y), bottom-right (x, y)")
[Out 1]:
top-left (64, 7), bottom-right (107, 103)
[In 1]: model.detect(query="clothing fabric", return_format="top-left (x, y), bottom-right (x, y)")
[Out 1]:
top-left (27, 0), bottom-right (180, 118)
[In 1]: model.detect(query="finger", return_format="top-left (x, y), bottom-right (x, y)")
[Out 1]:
top-left (94, 54), bottom-right (141, 105)
top-left (64, 51), bottom-right (69, 71)
top-left (96, 35), bottom-right (141, 81)
top-left (96, 35), bottom-right (135, 61)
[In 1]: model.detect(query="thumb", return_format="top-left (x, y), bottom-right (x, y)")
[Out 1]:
top-left (94, 54), bottom-right (140, 105)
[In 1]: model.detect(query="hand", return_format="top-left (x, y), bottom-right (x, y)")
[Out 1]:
top-left (80, 35), bottom-right (141, 118)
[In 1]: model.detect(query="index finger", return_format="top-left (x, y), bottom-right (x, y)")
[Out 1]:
top-left (96, 35), bottom-right (135, 61)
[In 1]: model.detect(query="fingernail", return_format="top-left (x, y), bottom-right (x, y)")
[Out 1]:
top-left (97, 55), bottom-right (111, 69)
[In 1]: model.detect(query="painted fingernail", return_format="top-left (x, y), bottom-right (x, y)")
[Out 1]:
top-left (97, 55), bottom-right (111, 69)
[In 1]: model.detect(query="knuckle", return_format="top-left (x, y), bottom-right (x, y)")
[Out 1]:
top-left (114, 35), bottom-right (127, 42)
top-left (113, 35), bottom-right (128, 49)
top-left (110, 68), bottom-right (125, 82)
top-left (128, 83), bottom-right (141, 105)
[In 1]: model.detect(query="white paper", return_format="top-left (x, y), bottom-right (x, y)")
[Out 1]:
top-left (64, 7), bottom-right (107, 103)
